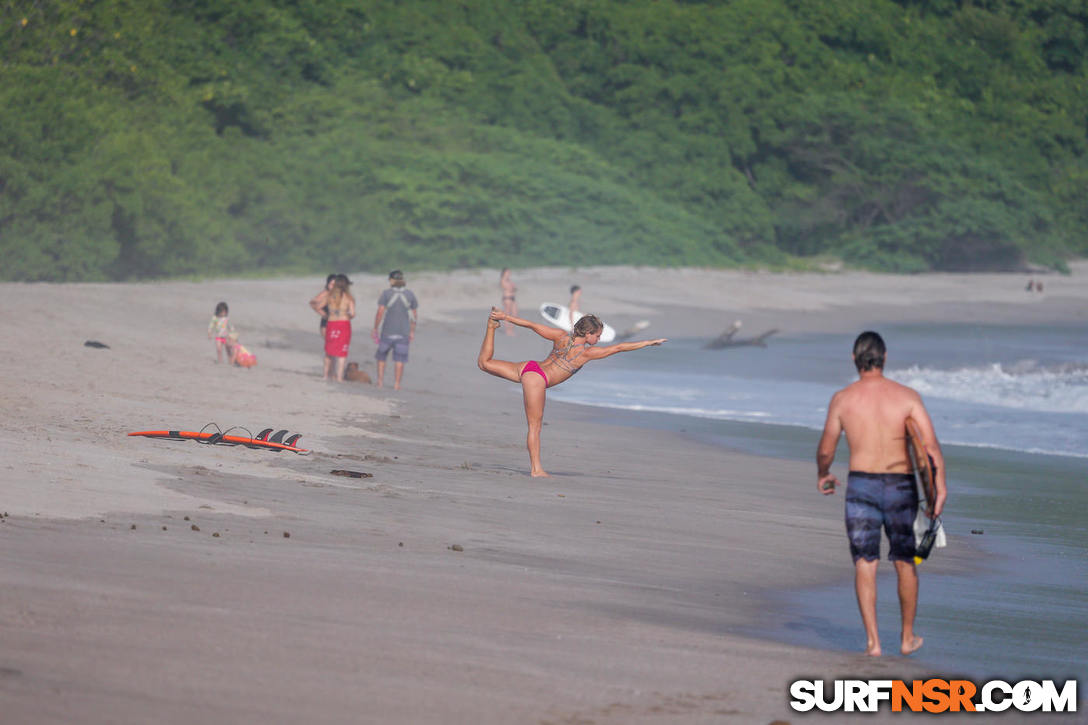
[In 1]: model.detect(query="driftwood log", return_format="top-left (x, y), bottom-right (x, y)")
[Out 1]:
top-left (613, 320), bottom-right (651, 342)
top-left (703, 321), bottom-right (778, 349)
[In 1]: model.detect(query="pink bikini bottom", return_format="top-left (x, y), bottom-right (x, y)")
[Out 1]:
top-left (520, 360), bottom-right (548, 386)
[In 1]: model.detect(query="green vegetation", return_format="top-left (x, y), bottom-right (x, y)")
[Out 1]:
top-left (2, 0), bottom-right (1086, 281)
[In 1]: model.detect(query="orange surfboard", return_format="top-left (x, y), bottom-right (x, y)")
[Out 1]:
top-left (128, 430), bottom-right (309, 454)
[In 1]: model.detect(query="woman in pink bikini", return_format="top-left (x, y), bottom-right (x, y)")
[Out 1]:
top-left (479, 307), bottom-right (666, 477)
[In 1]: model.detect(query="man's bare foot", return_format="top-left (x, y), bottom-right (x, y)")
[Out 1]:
top-left (866, 641), bottom-right (882, 657)
top-left (394, 384), bottom-right (401, 391)
top-left (901, 635), bottom-right (923, 655)
top-left (530, 470), bottom-right (552, 478)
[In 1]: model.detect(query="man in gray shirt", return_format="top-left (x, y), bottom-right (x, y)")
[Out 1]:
top-left (372, 270), bottom-right (419, 390)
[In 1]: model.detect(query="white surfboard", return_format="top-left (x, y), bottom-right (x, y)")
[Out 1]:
top-left (539, 303), bottom-right (616, 342)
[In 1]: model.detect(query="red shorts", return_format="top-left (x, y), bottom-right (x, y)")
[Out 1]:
top-left (324, 320), bottom-right (351, 358)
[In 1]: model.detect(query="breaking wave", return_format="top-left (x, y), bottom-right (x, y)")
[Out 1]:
top-left (889, 361), bottom-right (1088, 415)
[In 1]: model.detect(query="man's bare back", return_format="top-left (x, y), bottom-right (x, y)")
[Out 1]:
top-left (827, 376), bottom-right (922, 474)
top-left (818, 370), bottom-right (946, 509)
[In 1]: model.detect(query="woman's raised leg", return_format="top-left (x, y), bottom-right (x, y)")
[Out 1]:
top-left (478, 315), bottom-right (522, 382)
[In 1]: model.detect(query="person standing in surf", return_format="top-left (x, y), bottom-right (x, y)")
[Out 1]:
top-left (479, 307), bottom-right (666, 477)
top-left (816, 331), bottom-right (947, 657)
top-left (568, 284), bottom-right (582, 327)
top-left (499, 268), bottom-right (518, 336)
top-left (372, 270), bottom-right (418, 390)
top-left (322, 275), bottom-right (355, 382)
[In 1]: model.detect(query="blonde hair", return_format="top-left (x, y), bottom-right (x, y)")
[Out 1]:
top-left (554, 314), bottom-right (603, 358)
top-left (571, 314), bottom-right (602, 338)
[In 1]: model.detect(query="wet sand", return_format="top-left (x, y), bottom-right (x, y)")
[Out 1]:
top-left (1, 265), bottom-right (1085, 723)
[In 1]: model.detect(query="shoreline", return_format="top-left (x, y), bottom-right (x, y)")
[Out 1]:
top-left (552, 381), bottom-right (1088, 462)
top-left (2, 268), bottom-right (1085, 723)
top-left (542, 397), bottom-right (1050, 675)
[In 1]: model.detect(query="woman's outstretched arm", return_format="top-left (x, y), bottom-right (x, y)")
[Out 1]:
top-left (585, 338), bottom-right (667, 361)
top-left (489, 308), bottom-right (565, 342)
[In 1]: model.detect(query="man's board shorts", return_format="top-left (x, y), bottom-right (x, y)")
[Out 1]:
top-left (845, 471), bottom-right (918, 562)
top-left (376, 335), bottom-right (409, 363)
top-left (325, 320), bottom-right (351, 358)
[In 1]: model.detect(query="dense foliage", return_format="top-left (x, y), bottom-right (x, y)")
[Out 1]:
top-left (2, 0), bottom-right (1086, 280)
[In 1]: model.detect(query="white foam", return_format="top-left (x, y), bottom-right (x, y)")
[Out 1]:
top-left (889, 362), bottom-right (1088, 415)
top-left (548, 356), bottom-right (1088, 459)
top-left (564, 399), bottom-right (774, 420)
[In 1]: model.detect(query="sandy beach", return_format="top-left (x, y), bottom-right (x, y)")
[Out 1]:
top-left (1, 265), bottom-right (1085, 724)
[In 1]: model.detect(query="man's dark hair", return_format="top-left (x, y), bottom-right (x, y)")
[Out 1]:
top-left (853, 331), bottom-right (886, 372)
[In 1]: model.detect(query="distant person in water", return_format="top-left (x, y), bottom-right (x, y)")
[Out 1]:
top-left (479, 307), bottom-right (667, 477)
top-left (499, 268), bottom-right (518, 336)
top-left (323, 275), bottom-right (355, 382)
top-left (310, 274), bottom-right (338, 336)
top-left (568, 284), bottom-right (582, 327)
top-left (208, 301), bottom-right (234, 363)
top-left (816, 331), bottom-right (947, 657)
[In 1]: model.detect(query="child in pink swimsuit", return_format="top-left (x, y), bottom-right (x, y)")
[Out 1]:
top-left (208, 302), bottom-right (233, 363)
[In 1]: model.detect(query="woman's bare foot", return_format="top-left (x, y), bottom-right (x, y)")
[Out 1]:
top-left (901, 635), bottom-right (923, 655)
top-left (530, 469), bottom-right (551, 478)
top-left (866, 640), bottom-right (882, 657)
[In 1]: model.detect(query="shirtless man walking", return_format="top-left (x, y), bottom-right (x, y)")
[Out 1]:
top-left (816, 331), bottom-right (947, 657)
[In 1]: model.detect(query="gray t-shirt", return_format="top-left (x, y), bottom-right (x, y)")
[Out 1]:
top-left (377, 287), bottom-right (418, 339)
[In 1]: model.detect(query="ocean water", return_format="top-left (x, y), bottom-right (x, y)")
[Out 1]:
top-left (549, 322), bottom-right (1087, 680)
top-left (551, 322), bottom-right (1088, 459)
